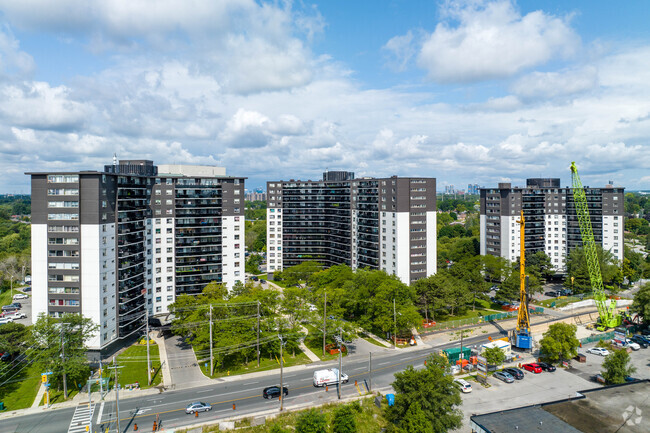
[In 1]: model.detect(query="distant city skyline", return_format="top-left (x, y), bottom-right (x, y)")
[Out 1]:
top-left (1, 1), bottom-right (650, 192)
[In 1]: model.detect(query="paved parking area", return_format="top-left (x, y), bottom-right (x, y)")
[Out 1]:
top-left (455, 342), bottom-right (649, 431)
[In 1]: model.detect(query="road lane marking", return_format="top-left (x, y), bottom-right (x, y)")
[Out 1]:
top-left (96, 402), bottom-right (104, 425)
top-left (243, 381), bottom-right (260, 385)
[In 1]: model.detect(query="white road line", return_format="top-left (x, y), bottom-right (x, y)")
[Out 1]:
top-left (243, 381), bottom-right (260, 385)
top-left (96, 402), bottom-right (104, 425)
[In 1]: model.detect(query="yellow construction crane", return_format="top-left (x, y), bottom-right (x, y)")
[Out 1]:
top-left (514, 210), bottom-right (532, 349)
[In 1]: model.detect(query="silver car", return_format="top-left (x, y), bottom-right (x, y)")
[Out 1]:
top-left (185, 401), bottom-right (212, 414)
top-left (494, 371), bottom-right (515, 383)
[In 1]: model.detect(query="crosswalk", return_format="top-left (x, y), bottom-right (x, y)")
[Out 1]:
top-left (67, 402), bottom-right (95, 433)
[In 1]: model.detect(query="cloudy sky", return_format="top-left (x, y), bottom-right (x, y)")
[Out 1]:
top-left (1, 0), bottom-right (649, 193)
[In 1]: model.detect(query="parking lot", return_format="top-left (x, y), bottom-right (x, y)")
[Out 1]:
top-left (1, 289), bottom-right (32, 325)
top-left (455, 341), bottom-right (649, 430)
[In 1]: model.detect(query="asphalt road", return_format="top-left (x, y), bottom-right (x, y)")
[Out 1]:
top-left (0, 308), bottom-right (607, 433)
top-left (0, 330), bottom-right (500, 433)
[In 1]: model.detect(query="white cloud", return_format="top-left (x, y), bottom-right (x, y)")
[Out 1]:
top-left (0, 25), bottom-right (34, 78)
top-left (416, 0), bottom-right (580, 83)
top-left (511, 66), bottom-right (598, 100)
top-left (383, 31), bottom-right (417, 72)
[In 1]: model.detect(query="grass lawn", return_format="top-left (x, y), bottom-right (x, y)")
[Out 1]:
top-left (198, 397), bottom-right (387, 433)
top-left (199, 350), bottom-right (311, 379)
top-left (0, 362), bottom-right (41, 410)
top-left (46, 387), bottom-right (80, 406)
top-left (303, 324), bottom-right (348, 361)
top-left (113, 343), bottom-right (162, 388)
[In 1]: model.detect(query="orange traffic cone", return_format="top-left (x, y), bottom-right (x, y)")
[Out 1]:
top-left (133, 424), bottom-right (138, 431)
top-left (195, 411), bottom-right (199, 418)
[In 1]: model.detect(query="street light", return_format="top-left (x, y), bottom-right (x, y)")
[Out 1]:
top-left (279, 335), bottom-right (287, 411)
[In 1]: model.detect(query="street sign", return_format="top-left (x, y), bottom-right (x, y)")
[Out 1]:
top-left (477, 355), bottom-right (488, 384)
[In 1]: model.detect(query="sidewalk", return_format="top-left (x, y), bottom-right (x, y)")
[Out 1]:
top-left (151, 331), bottom-right (173, 388)
top-left (299, 325), bottom-right (323, 362)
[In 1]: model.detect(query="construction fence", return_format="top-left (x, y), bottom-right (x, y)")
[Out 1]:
top-left (580, 331), bottom-right (615, 345)
top-left (422, 307), bottom-right (545, 332)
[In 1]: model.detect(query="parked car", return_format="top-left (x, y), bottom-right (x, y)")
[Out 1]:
top-left (636, 334), bottom-right (650, 345)
top-left (5, 312), bottom-right (26, 320)
top-left (625, 376), bottom-right (640, 382)
top-left (262, 386), bottom-right (288, 399)
top-left (454, 379), bottom-right (472, 393)
top-left (1, 305), bottom-right (19, 312)
top-left (522, 363), bottom-right (542, 373)
top-left (538, 362), bottom-right (556, 372)
top-left (544, 291), bottom-right (558, 297)
top-left (251, 276), bottom-right (259, 282)
top-left (503, 367), bottom-right (524, 380)
top-left (587, 347), bottom-right (609, 356)
top-left (493, 371), bottom-right (514, 383)
top-left (624, 339), bottom-right (641, 351)
top-left (0, 318), bottom-right (13, 325)
top-left (0, 352), bottom-right (11, 362)
top-left (591, 374), bottom-right (606, 384)
top-left (13, 294), bottom-right (28, 300)
top-left (185, 402), bottom-right (212, 414)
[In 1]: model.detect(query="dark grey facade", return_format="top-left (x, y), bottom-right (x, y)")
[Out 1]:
top-left (267, 173), bottom-right (437, 284)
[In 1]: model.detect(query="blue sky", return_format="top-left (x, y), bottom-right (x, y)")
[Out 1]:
top-left (0, 0), bottom-right (649, 192)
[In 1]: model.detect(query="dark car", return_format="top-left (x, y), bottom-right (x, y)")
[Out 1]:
top-left (1, 305), bottom-right (19, 311)
top-left (503, 367), bottom-right (524, 380)
top-left (263, 386), bottom-right (288, 399)
top-left (11, 303), bottom-right (21, 308)
top-left (637, 334), bottom-right (650, 345)
top-left (630, 335), bottom-right (649, 348)
top-left (544, 291), bottom-right (558, 297)
top-left (538, 362), bottom-right (556, 372)
top-left (625, 376), bottom-right (640, 382)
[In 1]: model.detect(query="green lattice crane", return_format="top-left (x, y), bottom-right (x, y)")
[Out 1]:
top-left (570, 162), bottom-right (621, 331)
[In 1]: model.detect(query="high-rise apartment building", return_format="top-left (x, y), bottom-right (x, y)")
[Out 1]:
top-left (266, 172), bottom-right (436, 284)
top-left (480, 178), bottom-right (624, 272)
top-left (467, 184), bottom-right (481, 195)
top-left (28, 160), bottom-right (245, 352)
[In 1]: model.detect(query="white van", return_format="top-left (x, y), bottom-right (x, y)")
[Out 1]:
top-left (313, 368), bottom-right (349, 387)
top-left (454, 378), bottom-right (472, 393)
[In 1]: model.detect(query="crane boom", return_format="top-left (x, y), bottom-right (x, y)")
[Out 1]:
top-left (569, 162), bottom-right (620, 330)
top-left (514, 210), bottom-right (532, 349)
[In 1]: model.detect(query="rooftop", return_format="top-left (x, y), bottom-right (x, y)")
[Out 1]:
top-left (471, 380), bottom-right (649, 433)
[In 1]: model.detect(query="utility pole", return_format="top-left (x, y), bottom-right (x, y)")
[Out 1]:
top-left (108, 356), bottom-right (122, 433)
top-left (209, 304), bottom-right (214, 376)
top-left (87, 376), bottom-right (94, 433)
top-left (393, 298), bottom-right (397, 349)
top-left (323, 292), bottom-right (327, 357)
top-left (279, 335), bottom-right (285, 411)
top-left (61, 325), bottom-right (67, 399)
top-left (257, 301), bottom-right (260, 367)
top-left (146, 309), bottom-right (151, 386)
top-left (337, 328), bottom-right (342, 400)
top-left (99, 359), bottom-right (104, 400)
top-left (368, 352), bottom-right (372, 391)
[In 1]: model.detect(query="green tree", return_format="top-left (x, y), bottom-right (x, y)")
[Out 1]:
top-left (0, 322), bottom-right (30, 356)
top-left (483, 346), bottom-right (505, 366)
top-left (386, 354), bottom-right (462, 433)
top-left (332, 403), bottom-right (360, 433)
top-left (295, 408), bottom-right (327, 433)
top-left (31, 313), bottom-right (98, 399)
top-left (539, 323), bottom-right (580, 363)
top-left (601, 349), bottom-right (636, 384)
top-left (564, 246), bottom-right (620, 293)
top-left (399, 401), bottom-right (432, 433)
top-left (245, 254), bottom-right (263, 274)
top-left (631, 282), bottom-right (650, 321)
top-left (526, 252), bottom-right (555, 281)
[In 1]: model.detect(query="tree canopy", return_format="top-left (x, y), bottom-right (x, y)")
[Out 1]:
top-left (602, 349), bottom-right (636, 385)
top-left (539, 323), bottom-right (580, 362)
top-left (385, 354), bottom-right (462, 433)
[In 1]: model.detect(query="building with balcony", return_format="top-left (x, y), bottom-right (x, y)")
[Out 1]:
top-left (267, 172), bottom-right (436, 284)
top-left (28, 160), bottom-right (245, 352)
top-left (479, 178), bottom-right (624, 273)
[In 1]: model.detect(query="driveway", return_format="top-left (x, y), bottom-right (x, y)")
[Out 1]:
top-left (164, 334), bottom-right (208, 389)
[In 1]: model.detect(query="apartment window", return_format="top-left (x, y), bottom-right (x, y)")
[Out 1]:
top-left (167, 295), bottom-right (173, 301)
top-left (48, 213), bottom-right (79, 220)
top-left (167, 247), bottom-right (173, 253)
top-left (167, 276), bottom-right (173, 282)
top-left (47, 175), bottom-right (79, 183)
